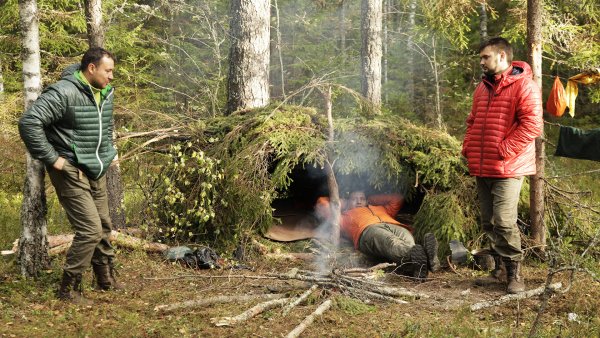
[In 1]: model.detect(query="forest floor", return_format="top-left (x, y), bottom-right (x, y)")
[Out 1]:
top-left (0, 240), bottom-right (599, 338)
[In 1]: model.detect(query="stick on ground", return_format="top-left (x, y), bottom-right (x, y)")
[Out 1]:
top-left (282, 285), bottom-right (319, 316)
top-left (211, 297), bottom-right (291, 327)
top-left (285, 299), bottom-right (333, 338)
top-left (470, 282), bottom-right (562, 311)
top-left (154, 293), bottom-right (285, 312)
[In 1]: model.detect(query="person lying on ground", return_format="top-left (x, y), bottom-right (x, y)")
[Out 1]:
top-left (314, 191), bottom-right (440, 280)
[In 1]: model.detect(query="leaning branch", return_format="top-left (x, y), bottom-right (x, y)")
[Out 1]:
top-left (154, 293), bottom-right (285, 313)
top-left (285, 299), bottom-right (333, 338)
top-left (210, 297), bottom-right (291, 327)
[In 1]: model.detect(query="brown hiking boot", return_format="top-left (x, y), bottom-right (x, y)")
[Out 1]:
top-left (474, 255), bottom-right (506, 286)
top-left (423, 233), bottom-right (441, 272)
top-left (504, 259), bottom-right (525, 294)
top-left (57, 271), bottom-right (92, 305)
top-left (93, 263), bottom-right (124, 291)
top-left (408, 244), bottom-right (429, 280)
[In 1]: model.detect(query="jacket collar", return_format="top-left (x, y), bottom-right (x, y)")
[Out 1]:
top-left (482, 61), bottom-right (531, 92)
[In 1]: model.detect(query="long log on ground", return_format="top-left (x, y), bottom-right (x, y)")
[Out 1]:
top-left (154, 293), bottom-right (285, 312)
top-left (285, 299), bottom-right (333, 338)
top-left (282, 285), bottom-right (319, 316)
top-left (210, 297), bottom-right (291, 327)
top-left (470, 282), bottom-right (562, 311)
top-left (336, 274), bottom-right (429, 299)
top-left (338, 262), bottom-right (396, 274)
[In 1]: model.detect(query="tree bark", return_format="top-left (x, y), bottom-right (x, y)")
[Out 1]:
top-left (227, 0), bottom-right (271, 114)
top-left (84, 0), bottom-right (104, 48)
top-left (323, 86), bottom-right (340, 248)
top-left (407, 0), bottom-right (417, 107)
top-left (527, 0), bottom-right (546, 252)
top-left (0, 56), bottom-right (4, 96)
top-left (338, 0), bottom-right (347, 55)
top-left (273, 0), bottom-right (285, 99)
top-left (479, 1), bottom-right (488, 42)
top-left (18, 0), bottom-right (49, 278)
top-left (360, 0), bottom-right (382, 113)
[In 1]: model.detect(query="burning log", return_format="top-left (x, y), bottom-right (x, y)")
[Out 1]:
top-left (285, 299), bottom-right (332, 338)
top-left (154, 293), bottom-right (285, 313)
top-left (470, 282), bottom-right (563, 311)
top-left (210, 297), bottom-right (291, 327)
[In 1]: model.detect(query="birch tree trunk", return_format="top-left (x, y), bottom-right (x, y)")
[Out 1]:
top-left (227, 0), bottom-right (271, 114)
top-left (84, 0), bottom-right (127, 229)
top-left (527, 0), bottom-right (546, 252)
top-left (84, 0), bottom-right (104, 48)
top-left (18, 0), bottom-right (49, 277)
top-left (360, 0), bottom-right (382, 113)
top-left (479, 1), bottom-right (488, 42)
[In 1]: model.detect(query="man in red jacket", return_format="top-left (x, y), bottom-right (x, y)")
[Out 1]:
top-left (315, 191), bottom-right (440, 280)
top-left (462, 37), bottom-right (543, 294)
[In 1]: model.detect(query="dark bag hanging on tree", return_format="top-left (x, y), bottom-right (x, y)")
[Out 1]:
top-left (546, 76), bottom-right (567, 117)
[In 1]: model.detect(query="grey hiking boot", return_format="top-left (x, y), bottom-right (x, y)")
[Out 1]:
top-left (474, 254), bottom-right (506, 286)
top-left (423, 233), bottom-right (441, 272)
top-left (504, 259), bottom-right (525, 294)
top-left (408, 244), bottom-right (429, 280)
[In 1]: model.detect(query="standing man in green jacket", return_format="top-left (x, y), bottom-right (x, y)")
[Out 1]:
top-left (19, 47), bottom-right (122, 303)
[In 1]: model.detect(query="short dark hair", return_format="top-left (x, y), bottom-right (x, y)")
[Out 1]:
top-left (80, 47), bottom-right (115, 71)
top-left (479, 37), bottom-right (513, 64)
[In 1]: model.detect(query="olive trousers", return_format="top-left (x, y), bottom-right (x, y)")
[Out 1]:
top-left (47, 161), bottom-right (115, 274)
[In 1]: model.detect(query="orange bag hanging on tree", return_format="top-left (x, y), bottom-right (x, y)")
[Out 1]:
top-left (546, 76), bottom-right (567, 117)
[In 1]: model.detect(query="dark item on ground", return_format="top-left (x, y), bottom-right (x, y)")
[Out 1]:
top-left (408, 244), bottom-right (429, 280)
top-left (179, 246), bottom-right (222, 269)
top-left (449, 240), bottom-right (468, 264)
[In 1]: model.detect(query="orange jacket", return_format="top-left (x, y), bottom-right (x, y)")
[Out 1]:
top-left (315, 194), bottom-right (411, 248)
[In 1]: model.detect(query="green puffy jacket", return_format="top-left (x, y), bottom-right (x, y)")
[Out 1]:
top-left (18, 64), bottom-right (117, 179)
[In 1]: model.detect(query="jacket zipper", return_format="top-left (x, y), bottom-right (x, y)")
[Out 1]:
top-left (366, 206), bottom-right (383, 223)
top-left (480, 80), bottom-right (494, 175)
top-left (95, 88), bottom-right (114, 179)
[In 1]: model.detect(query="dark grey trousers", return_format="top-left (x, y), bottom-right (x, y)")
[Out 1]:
top-left (47, 161), bottom-right (115, 274)
top-left (358, 223), bottom-right (415, 264)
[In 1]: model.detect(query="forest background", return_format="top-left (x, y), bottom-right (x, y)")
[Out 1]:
top-left (0, 0), bottom-right (599, 270)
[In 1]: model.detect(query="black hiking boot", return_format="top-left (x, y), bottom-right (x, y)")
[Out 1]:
top-left (423, 233), bottom-right (441, 272)
top-left (474, 254), bottom-right (506, 286)
top-left (504, 259), bottom-right (525, 294)
top-left (408, 244), bottom-right (429, 280)
top-left (57, 271), bottom-right (93, 305)
top-left (93, 263), bottom-right (124, 291)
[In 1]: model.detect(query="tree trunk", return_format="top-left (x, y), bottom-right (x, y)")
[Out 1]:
top-left (382, 0), bottom-right (389, 104)
top-left (338, 0), bottom-right (347, 55)
top-left (407, 0), bottom-right (416, 107)
top-left (360, 0), bottom-right (382, 113)
top-left (527, 0), bottom-right (545, 252)
top-left (479, 1), bottom-right (488, 42)
top-left (83, 0), bottom-right (127, 229)
top-left (84, 0), bottom-right (104, 48)
top-left (18, 0), bottom-right (49, 277)
top-left (227, 0), bottom-right (271, 114)
top-left (431, 36), bottom-right (443, 130)
top-left (0, 56), bottom-right (4, 96)
top-left (273, 0), bottom-right (285, 99)
top-left (323, 86), bottom-right (340, 248)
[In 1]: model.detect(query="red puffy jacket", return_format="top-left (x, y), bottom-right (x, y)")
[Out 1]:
top-left (462, 61), bottom-right (543, 178)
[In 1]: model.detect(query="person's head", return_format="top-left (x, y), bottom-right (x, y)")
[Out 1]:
top-left (348, 191), bottom-right (367, 209)
top-left (478, 37), bottom-right (513, 76)
top-left (80, 47), bottom-right (115, 89)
